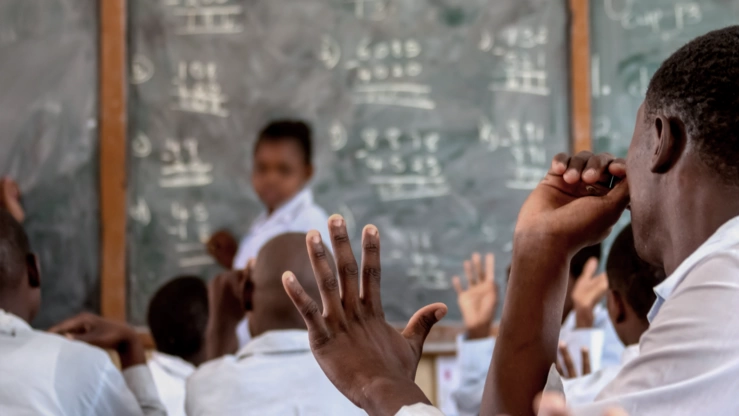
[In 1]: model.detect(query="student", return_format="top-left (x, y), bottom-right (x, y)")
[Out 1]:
top-left (186, 233), bottom-right (365, 416)
top-left (451, 247), bottom-right (622, 416)
top-left (146, 276), bottom-right (209, 416)
top-left (560, 223), bottom-right (665, 405)
top-left (208, 120), bottom-right (331, 348)
top-left (0, 206), bottom-right (165, 415)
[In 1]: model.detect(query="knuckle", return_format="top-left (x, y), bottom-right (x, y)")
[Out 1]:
top-left (322, 275), bottom-right (340, 291)
top-left (341, 263), bottom-right (359, 277)
top-left (418, 314), bottom-right (435, 332)
top-left (313, 248), bottom-right (327, 259)
top-left (363, 266), bottom-right (381, 281)
top-left (311, 332), bottom-right (332, 350)
top-left (363, 240), bottom-right (380, 253)
top-left (332, 233), bottom-right (350, 244)
top-left (301, 300), bottom-right (321, 318)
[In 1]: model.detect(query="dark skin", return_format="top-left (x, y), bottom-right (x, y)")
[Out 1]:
top-left (206, 139), bottom-right (313, 268)
top-left (205, 264), bottom-right (252, 360)
top-left (606, 288), bottom-right (649, 347)
top-left (483, 103), bottom-right (739, 415)
top-left (282, 216), bottom-right (447, 415)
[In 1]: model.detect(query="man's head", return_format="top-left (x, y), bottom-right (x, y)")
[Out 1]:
top-left (147, 276), bottom-right (209, 366)
top-left (0, 209), bottom-right (40, 323)
top-left (246, 233), bottom-right (333, 337)
top-left (562, 243), bottom-right (602, 322)
top-left (252, 120), bottom-right (314, 213)
top-left (626, 26), bottom-right (739, 266)
top-left (605, 224), bottom-right (666, 346)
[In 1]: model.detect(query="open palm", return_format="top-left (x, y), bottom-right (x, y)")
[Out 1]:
top-left (453, 253), bottom-right (498, 339)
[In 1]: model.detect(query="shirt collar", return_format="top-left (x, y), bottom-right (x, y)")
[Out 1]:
top-left (236, 329), bottom-right (311, 359)
top-left (0, 309), bottom-right (32, 337)
top-left (252, 188), bottom-right (314, 228)
top-left (621, 344), bottom-right (640, 365)
top-left (648, 215), bottom-right (739, 322)
top-left (150, 351), bottom-right (195, 379)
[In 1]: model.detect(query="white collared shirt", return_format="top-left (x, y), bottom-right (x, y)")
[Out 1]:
top-left (563, 344), bottom-right (639, 406)
top-left (0, 310), bottom-right (165, 416)
top-left (148, 351), bottom-right (195, 416)
top-left (232, 188), bottom-right (331, 270)
top-left (186, 329), bottom-right (367, 416)
top-left (572, 215), bottom-right (739, 415)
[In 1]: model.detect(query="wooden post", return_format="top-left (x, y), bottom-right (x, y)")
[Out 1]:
top-left (100, 0), bottom-right (128, 321)
top-left (570, 0), bottom-right (592, 153)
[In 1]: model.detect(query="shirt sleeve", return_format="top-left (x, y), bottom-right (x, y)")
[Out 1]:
top-left (122, 365), bottom-right (168, 416)
top-left (396, 403), bottom-right (446, 416)
top-left (451, 335), bottom-right (495, 416)
top-left (573, 254), bottom-right (739, 416)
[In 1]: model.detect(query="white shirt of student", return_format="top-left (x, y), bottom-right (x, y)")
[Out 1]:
top-left (232, 187), bottom-right (331, 270)
top-left (401, 215), bottom-right (739, 416)
top-left (148, 351), bottom-right (195, 416)
top-left (0, 310), bottom-right (166, 416)
top-left (560, 304), bottom-right (624, 371)
top-left (186, 329), bottom-right (367, 416)
top-left (563, 344), bottom-right (639, 406)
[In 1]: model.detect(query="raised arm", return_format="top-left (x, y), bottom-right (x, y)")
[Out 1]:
top-left (480, 152), bottom-right (629, 416)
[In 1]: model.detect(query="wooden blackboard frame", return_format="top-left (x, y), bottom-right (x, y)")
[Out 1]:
top-left (98, 0), bottom-right (594, 348)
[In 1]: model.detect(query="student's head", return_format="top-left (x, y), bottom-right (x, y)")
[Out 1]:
top-left (0, 209), bottom-right (40, 323)
top-left (147, 276), bottom-right (209, 366)
top-left (252, 120), bottom-right (314, 212)
top-left (605, 224), bottom-right (666, 346)
top-left (626, 26), bottom-right (739, 267)
top-left (246, 233), bottom-right (333, 337)
top-left (562, 243), bottom-right (602, 322)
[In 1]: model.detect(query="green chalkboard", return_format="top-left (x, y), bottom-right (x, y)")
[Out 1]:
top-left (127, 0), bottom-right (571, 324)
top-left (0, 0), bottom-right (99, 328)
top-left (591, 0), bottom-right (739, 157)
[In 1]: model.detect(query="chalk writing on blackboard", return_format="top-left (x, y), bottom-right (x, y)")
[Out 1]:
top-left (166, 202), bottom-right (214, 268)
top-left (401, 231), bottom-right (448, 290)
top-left (130, 197), bottom-right (152, 226)
top-left (480, 117), bottom-right (547, 190)
top-left (164, 0), bottom-right (244, 35)
top-left (132, 132), bottom-right (153, 158)
top-left (344, 0), bottom-right (390, 20)
top-left (329, 121), bottom-right (348, 151)
top-left (131, 54), bottom-right (155, 85)
top-left (160, 137), bottom-right (214, 188)
top-left (604, 0), bottom-right (702, 39)
top-left (172, 60), bottom-right (229, 117)
top-left (482, 25), bottom-right (551, 96)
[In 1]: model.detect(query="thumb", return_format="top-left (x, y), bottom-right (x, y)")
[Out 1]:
top-left (601, 179), bottom-right (630, 222)
top-left (402, 303), bottom-right (447, 357)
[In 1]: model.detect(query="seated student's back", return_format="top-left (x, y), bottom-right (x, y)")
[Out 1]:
top-left (147, 276), bottom-right (209, 416)
top-left (186, 233), bottom-right (366, 416)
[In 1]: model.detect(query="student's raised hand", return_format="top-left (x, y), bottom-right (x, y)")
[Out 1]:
top-left (516, 152), bottom-right (629, 254)
top-left (282, 215), bottom-right (448, 415)
top-left (453, 253), bottom-right (498, 339)
top-left (206, 262), bottom-right (253, 359)
top-left (49, 313), bottom-right (145, 369)
top-left (571, 258), bottom-right (608, 328)
top-left (207, 229), bottom-right (238, 270)
top-left (555, 342), bottom-right (591, 378)
top-left (0, 177), bottom-right (24, 223)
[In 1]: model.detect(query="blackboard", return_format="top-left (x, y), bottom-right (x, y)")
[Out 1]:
top-left (0, 0), bottom-right (99, 328)
top-left (591, 0), bottom-right (739, 157)
top-left (128, 0), bottom-right (570, 324)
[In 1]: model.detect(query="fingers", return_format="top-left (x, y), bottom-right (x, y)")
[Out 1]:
top-left (485, 253), bottom-right (495, 283)
top-left (536, 392), bottom-right (569, 416)
top-left (551, 153), bottom-right (570, 175)
top-left (452, 276), bottom-right (463, 295)
top-left (563, 151), bottom-right (593, 184)
top-left (306, 230), bottom-right (344, 321)
top-left (581, 347), bottom-right (591, 375)
top-left (559, 342), bottom-right (576, 378)
top-left (282, 271), bottom-right (326, 333)
top-left (464, 260), bottom-right (475, 286)
top-left (472, 252), bottom-right (483, 282)
top-left (402, 303), bottom-right (448, 358)
top-left (49, 313), bottom-right (94, 336)
top-left (360, 224), bottom-right (383, 316)
top-left (329, 215), bottom-right (360, 316)
top-left (580, 257), bottom-right (599, 280)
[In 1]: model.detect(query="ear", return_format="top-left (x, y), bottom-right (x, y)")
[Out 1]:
top-left (650, 115), bottom-right (685, 173)
top-left (26, 253), bottom-right (40, 288)
top-left (610, 290), bottom-right (627, 325)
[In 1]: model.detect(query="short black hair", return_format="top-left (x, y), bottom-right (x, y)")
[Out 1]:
top-left (606, 224), bottom-right (666, 320)
top-left (0, 209), bottom-right (31, 293)
top-left (147, 276), bottom-right (209, 360)
top-left (570, 244), bottom-right (602, 280)
top-left (646, 26), bottom-right (739, 186)
top-left (255, 120), bottom-right (313, 165)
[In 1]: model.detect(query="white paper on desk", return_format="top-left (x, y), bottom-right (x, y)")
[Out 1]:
top-left (558, 329), bottom-right (605, 378)
top-left (435, 355), bottom-right (460, 416)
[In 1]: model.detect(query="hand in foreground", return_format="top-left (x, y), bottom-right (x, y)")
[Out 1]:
top-left (206, 263), bottom-right (253, 359)
top-left (536, 392), bottom-right (627, 416)
top-left (516, 151), bottom-right (630, 254)
top-left (282, 215), bottom-right (448, 415)
top-left (571, 258), bottom-right (608, 328)
top-left (555, 342), bottom-right (591, 378)
top-left (49, 313), bottom-right (144, 369)
top-left (0, 177), bottom-right (24, 223)
top-left (207, 230), bottom-right (238, 270)
top-left (453, 253), bottom-right (498, 339)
